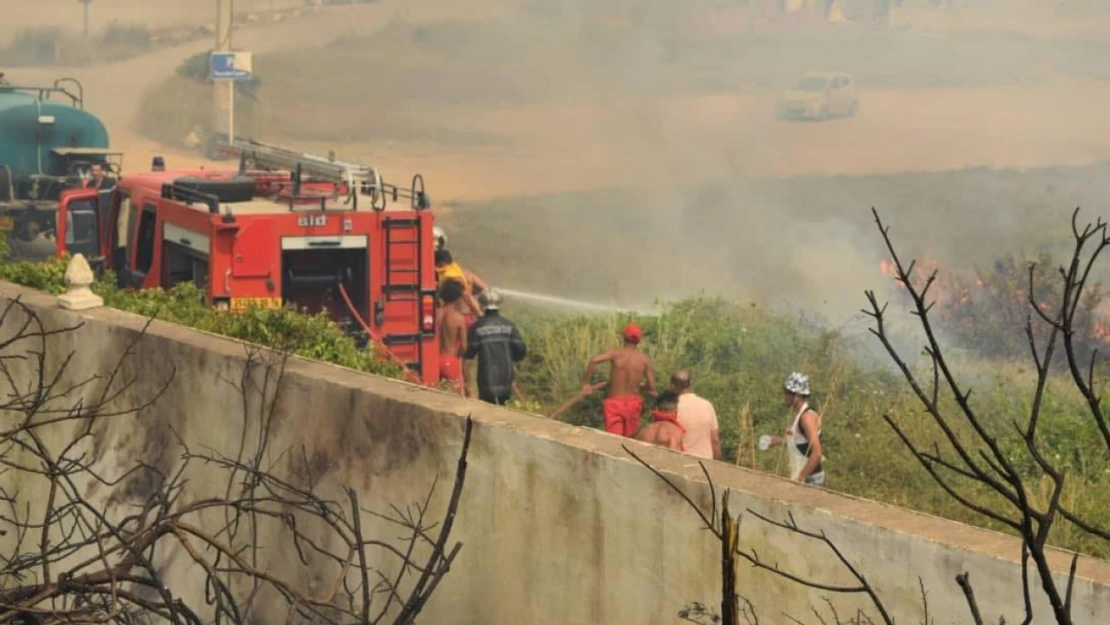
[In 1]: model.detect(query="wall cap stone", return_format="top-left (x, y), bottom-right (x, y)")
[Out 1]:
top-left (57, 254), bottom-right (103, 311)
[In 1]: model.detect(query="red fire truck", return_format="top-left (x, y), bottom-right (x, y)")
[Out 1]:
top-left (54, 139), bottom-right (441, 384)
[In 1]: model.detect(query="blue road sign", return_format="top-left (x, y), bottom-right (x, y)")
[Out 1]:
top-left (210, 51), bottom-right (253, 81)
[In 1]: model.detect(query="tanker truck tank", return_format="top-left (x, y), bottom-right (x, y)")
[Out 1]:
top-left (0, 76), bottom-right (122, 260)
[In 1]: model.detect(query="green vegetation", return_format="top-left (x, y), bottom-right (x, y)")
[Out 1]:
top-left (0, 23), bottom-right (156, 67)
top-left (137, 75), bottom-right (221, 147)
top-left (0, 254), bottom-right (401, 379)
top-left (505, 294), bottom-right (1110, 560)
top-left (136, 51), bottom-right (265, 148)
top-left (1, 246), bottom-right (1105, 558)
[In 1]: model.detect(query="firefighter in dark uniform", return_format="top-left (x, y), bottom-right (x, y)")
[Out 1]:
top-left (463, 288), bottom-right (527, 405)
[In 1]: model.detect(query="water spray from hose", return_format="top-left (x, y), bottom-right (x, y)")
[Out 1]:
top-left (497, 287), bottom-right (657, 316)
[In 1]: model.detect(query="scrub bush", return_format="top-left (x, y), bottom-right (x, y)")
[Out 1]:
top-left (502, 293), bottom-right (1110, 559)
top-left (0, 24), bottom-right (154, 67)
top-left (888, 252), bottom-right (1109, 362)
top-left (0, 256), bottom-right (400, 378)
top-left (138, 54), bottom-right (262, 146)
top-left (1, 255), bottom-right (1106, 557)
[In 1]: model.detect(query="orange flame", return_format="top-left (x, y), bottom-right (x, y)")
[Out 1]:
top-left (1094, 324), bottom-right (1110, 342)
top-left (879, 258), bottom-right (897, 279)
top-left (878, 256), bottom-right (966, 308)
top-left (878, 258), bottom-right (1110, 345)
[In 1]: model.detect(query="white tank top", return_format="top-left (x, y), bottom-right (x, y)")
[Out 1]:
top-left (785, 403), bottom-right (822, 481)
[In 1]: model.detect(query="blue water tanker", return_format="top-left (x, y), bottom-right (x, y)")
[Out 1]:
top-left (0, 75), bottom-right (121, 258)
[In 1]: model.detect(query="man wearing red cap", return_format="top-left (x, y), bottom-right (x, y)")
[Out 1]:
top-left (581, 322), bottom-right (657, 437)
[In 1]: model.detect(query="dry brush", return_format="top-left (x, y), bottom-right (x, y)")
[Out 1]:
top-left (632, 207), bottom-right (1110, 625)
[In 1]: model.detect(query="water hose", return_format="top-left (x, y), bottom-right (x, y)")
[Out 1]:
top-left (336, 282), bottom-right (425, 386)
top-left (548, 381), bottom-right (609, 421)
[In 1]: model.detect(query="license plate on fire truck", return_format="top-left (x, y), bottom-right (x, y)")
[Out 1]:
top-left (229, 297), bottom-right (283, 313)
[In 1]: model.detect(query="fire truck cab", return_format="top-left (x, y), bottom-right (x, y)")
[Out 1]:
top-left (57, 139), bottom-right (440, 384)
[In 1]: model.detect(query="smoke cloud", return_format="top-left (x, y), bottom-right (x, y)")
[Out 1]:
top-left (13, 0), bottom-right (1110, 324)
top-left (398, 1), bottom-right (1110, 322)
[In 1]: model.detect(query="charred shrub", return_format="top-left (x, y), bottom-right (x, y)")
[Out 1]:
top-left (927, 253), bottom-right (1108, 361)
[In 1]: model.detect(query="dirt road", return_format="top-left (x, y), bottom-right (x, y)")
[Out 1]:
top-left (3, 0), bottom-right (308, 39)
top-left (7, 3), bottom-right (400, 173)
top-left (303, 76), bottom-right (1110, 203)
top-left (9, 0), bottom-right (1110, 205)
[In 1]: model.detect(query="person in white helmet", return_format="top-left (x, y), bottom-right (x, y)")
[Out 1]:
top-left (433, 225), bottom-right (447, 252)
top-left (766, 372), bottom-right (825, 486)
top-left (463, 288), bottom-right (527, 405)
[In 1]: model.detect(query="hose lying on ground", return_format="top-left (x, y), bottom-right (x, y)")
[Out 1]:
top-left (340, 283), bottom-right (604, 414)
top-left (336, 282), bottom-right (425, 386)
top-left (549, 381), bottom-right (609, 421)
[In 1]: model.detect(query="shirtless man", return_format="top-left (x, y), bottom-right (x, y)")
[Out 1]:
top-left (637, 391), bottom-right (685, 451)
top-left (582, 323), bottom-right (656, 437)
top-left (435, 249), bottom-right (488, 321)
top-left (436, 280), bottom-right (469, 396)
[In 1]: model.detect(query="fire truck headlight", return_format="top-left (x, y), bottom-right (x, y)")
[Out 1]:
top-left (213, 298), bottom-right (230, 312)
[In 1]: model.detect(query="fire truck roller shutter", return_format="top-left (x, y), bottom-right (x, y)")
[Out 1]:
top-left (281, 235), bottom-right (369, 331)
top-left (280, 236), bottom-right (368, 289)
top-left (280, 235), bottom-right (368, 251)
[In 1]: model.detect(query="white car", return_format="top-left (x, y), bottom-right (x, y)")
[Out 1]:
top-left (775, 72), bottom-right (859, 121)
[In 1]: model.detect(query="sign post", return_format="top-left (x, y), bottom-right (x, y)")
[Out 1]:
top-left (209, 51), bottom-right (253, 143)
top-left (77, 0), bottom-right (94, 41)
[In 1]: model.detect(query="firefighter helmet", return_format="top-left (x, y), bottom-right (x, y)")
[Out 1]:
top-left (480, 288), bottom-right (503, 310)
top-left (433, 225), bottom-right (447, 251)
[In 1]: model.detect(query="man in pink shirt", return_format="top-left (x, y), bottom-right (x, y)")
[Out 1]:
top-left (671, 371), bottom-right (721, 460)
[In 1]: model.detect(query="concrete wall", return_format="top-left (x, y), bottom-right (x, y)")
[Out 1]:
top-left (1, 280), bottom-right (1108, 625)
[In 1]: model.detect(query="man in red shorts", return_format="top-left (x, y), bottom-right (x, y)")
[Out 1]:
top-left (436, 280), bottom-right (469, 395)
top-left (582, 323), bottom-right (656, 437)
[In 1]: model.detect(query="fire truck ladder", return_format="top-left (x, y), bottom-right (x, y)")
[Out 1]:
top-left (379, 216), bottom-right (435, 375)
top-left (217, 138), bottom-right (431, 212)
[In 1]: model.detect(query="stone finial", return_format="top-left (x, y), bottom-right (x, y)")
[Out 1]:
top-left (57, 254), bottom-right (103, 311)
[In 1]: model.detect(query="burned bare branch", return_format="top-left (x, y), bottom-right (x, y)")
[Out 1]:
top-left (0, 303), bottom-right (471, 625)
top-left (626, 445), bottom-right (901, 625)
top-left (622, 445), bottom-right (720, 538)
top-left (738, 595), bottom-right (759, 625)
top-left (735, 509), bottom-right (894, 625)
top-left (956, 573), bottom-right (985, 625)
top-left (869, 208), bottom-right (1110, 625)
